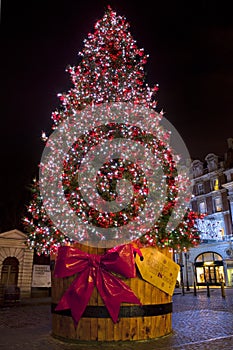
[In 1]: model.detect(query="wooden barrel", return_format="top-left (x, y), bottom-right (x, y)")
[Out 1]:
top-left (51, 242), bottom-right (173, 342)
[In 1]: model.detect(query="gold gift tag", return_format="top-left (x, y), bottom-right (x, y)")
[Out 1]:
top-left (135, 247), bottom-right (179, 296)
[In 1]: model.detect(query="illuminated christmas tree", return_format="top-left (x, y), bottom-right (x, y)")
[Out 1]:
top-left (23, 6), bottom-right (203, 255)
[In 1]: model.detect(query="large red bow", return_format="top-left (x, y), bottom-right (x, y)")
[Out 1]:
top-left (54, 244), bottom-right (141, 326)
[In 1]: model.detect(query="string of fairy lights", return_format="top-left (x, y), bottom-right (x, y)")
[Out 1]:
top-left (23, 6), bottom-right (203, 255)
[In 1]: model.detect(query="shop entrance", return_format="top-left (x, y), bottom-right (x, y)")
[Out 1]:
top-left (194, 252), bottom-right (224, 286)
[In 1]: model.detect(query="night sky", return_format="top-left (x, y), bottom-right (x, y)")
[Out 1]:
top-left (1, 0), bottom-right (233, 231)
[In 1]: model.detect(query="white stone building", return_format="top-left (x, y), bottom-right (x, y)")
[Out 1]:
top-left (181, 138), bottom-right (233, 288)
top-left (0, 229), bottom-right (33, 299)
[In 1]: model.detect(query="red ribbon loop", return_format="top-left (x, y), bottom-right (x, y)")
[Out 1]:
top-left (54, 244), bottom-right (141, 326)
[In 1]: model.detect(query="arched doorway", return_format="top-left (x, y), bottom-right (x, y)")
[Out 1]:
top-left (1, 257), bottom-right (19, 286)
top-left (194, 252), bottom-right (224, 286)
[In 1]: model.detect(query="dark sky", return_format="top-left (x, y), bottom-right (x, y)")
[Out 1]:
top-left (1, 0), bottom-right (233, 230)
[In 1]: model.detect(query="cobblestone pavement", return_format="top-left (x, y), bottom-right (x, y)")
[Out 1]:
top-left (0, 287), bottom-right (233, 350)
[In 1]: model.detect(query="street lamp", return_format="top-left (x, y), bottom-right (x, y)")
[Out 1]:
top-left (184, 252), bottom-right (190, 291)
top-left (178, 251), bottom-right (185, 295)
top-left (180, 263), bottom-right (185, 295)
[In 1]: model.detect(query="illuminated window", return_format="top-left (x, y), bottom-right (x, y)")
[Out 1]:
top-left (214, 197), bottom-right (222, 212)
top-left (196, 252), bottom-right (223, 262)
top-left (199, 201), bottom-right (206, 214)
top-left (212, 177), bottom-right (219, 191)
top-left (195, 252), bottom-right (224, 285)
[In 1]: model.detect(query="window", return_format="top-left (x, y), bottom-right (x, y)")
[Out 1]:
top-left (192, 160), bottom-right (203, 178)
top-left (214, 197), bottom-right (222, 212)
top-left (212, 177), bottom-right (219, 191)
top-left (197, 183), bottom-right (204, 195)
top-left (205, 154), bottom-right (218, 172)
top-left (199, 201), bottom-right (207, 214)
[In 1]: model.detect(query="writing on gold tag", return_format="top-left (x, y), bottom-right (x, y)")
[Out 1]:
top-left (135, 247), bottom-right (179, 296)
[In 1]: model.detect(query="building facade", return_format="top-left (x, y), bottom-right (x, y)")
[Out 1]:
top-left (0, 229), bottom-right (51, 300)
top-left (179, 138), bottom-right (233, 288)
top-left (0, 229), bottom-right (34, 299)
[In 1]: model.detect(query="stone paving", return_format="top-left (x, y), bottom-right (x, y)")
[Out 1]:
top-left (0, 287), bottom-right (233, 349)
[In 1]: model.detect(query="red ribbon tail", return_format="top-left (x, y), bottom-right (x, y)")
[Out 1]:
top-left (97, 270), bottom-right (141, 323)
top-left (55, 269), bottom-right (94, 327)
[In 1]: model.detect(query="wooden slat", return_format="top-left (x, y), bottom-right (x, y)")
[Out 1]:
top-left (121, 318), bottom-right (131, 341)
top-left (128, 316), bottom-right (138, 340)
top-left (96, 318), bottom-right (106, 341)
top-left (105, 318), bottom-right (115, 341)
top-left (76, 318), bottom-right (91, 340)
top-left (113, 317), bottom-right (122, 341)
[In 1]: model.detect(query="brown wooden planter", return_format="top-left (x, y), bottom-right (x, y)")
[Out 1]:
top-left (51, 242), bottom-right (173, 342)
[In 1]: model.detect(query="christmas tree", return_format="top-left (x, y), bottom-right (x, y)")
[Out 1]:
top-left (23, 6), bottom-right (203, 255)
